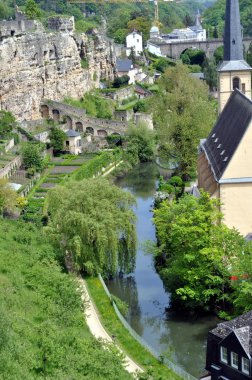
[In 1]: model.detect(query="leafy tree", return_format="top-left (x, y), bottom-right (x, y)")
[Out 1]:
top-left (149, 63), bottom-right (216, 179)
top-left (24, 0), bottom-right (41, 19)
top-left (49, 126), bottom-right (67, 153)
top-left (214, 45), bottom-right (224, 65)
top-left (113, 75), bottom-right (130, 88)
top-left (153, 192), bottom-right (248, 312)
top-left (203, 57), bottom-right (218, 91)
top-left (0, 110), bottom-right (16, 139)
top-left (127, 16), bottom-right (151, 42)
top-left (47, 178), bottom-right (136, 277)
top-left (0, 179), bottom-right (17, 215)
top-left (21, 142), bottom-right (44, 172)
top-left (125, 123), bottom-right (156, 164)
top-left (113, 28), bottom-right (128, 44)
top-left (133, 100), bottom-right (148, 113)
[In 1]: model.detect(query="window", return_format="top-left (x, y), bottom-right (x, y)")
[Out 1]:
top-left (220, 346), bottom-right (228, 364)
top-left (242, 83), bottom-right (246, 94)
top-left (242, 357), bottom-right (250, 375)
top-left (233, 77), bottom-right (240, 90)
top-left (231, 352), bottom-right (239, 369)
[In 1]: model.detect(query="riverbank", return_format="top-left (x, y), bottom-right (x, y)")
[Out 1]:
top-left (86, 277), bottom-right (182, 380)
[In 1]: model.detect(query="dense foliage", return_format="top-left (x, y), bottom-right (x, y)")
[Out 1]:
top-left (0, 219), bottom-right (131, 379)
top-left (203, 0), bottom-right (252, 37)
top-left (49, 126), bottom-right (66, 153)
top-left (0, 110), bottom-right (16, 139)
top-left (21, 142), bottom-right (45, 172)
top-left (47, 178), bottom-right (136, 277)
top-left (124, 123), bottom-right (156, 165)
top-left (149, 64), bottom-right (217, 179)
top-left (153, 192), bottom-right (252, 315)
top-left (64, 92), bottom-right (114, 119)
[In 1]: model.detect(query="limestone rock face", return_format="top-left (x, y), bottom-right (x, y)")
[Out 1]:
top-left (0, 28), bottom-right (116, 120)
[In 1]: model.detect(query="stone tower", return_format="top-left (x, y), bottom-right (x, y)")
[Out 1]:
top-left (218, 0), bottom-right (251, 113)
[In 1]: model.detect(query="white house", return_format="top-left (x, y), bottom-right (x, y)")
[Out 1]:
top-left (126, 30), bottom-right (143, 57)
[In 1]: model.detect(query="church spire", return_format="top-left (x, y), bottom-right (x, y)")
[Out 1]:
top-left (217, 0), bottom-right (251, 113)
top-left (223, 0), bottom-right (243, 60)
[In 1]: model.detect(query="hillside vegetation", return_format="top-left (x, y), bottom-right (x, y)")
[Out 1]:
top-left (0, 218), bottom-right (131, 379)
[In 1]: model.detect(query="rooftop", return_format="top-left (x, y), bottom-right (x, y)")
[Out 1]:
top-left (202, 89), bottom-right (252, 181)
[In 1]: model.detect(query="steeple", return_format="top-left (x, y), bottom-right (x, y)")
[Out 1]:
top-left (217, 0), bottom-right (251, 113)
top-left (223, 0), bottom-right (243, 61)
top-left (195, 9), bottom-right (202, 29)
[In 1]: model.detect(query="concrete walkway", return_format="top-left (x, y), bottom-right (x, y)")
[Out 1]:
top-left (78, 277), bottom-right (143, 376)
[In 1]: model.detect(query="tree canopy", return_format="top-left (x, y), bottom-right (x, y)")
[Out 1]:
top-left (0, 110), bottom-right (16, 139)
top-left (149, 63), bottom-right (217, 179)
top-left (21, 142), bottom-right (44, 172)
top-left (49, 126), bottom-right (67, 153)
top-left (0, 179), bottom-right (17, 215)
top-left (47, 178), bottom-right (136, 277)
top-left (153, 192), bottom-right (252, 314)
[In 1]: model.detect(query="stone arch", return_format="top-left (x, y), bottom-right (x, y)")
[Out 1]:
top-left (180, 47), bottom-right (206, 66)
top-left (97, 129), bottom-right (108, 137)
top-left (64, 115), bottom-right (73, 129)
top-left (76, 122), bottom-right (83, 132)
top-left (52, 109), bottom-right (60, 122)
top-left (40, 105), bottom-right (49, 119)
top-left (86, 127), bottom-right (94, 135)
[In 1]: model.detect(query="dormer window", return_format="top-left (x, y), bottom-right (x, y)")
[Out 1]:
top-left (223, 157), bottom-right (229, 162)
top-left (231, 351), bottom-right (239, 369)
top-left (242, 357), bottom-right (250, 375)
top-left (214, 138), bottom-right (218, 143)
top-left (233, 77), bottom-right (240, 90)
top-left (217, 144), bottom-right (222, 149)
top-left (220, 346), bottom-right (228, 364)
top-left (212, 133), bottom-right (215, 138)
top-left (220, 150), bottom-right (225, 156)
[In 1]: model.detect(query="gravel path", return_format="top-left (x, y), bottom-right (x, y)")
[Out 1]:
top-left (78, 278), bottom-right (143, 376)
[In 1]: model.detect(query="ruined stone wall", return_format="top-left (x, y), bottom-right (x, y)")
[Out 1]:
top-left (0, 24), bottom-right (116, 120)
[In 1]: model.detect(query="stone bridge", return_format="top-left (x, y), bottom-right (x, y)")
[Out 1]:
top-left (159, 37), bottom-right (252, 60)
top-left (40, 100), bottom-right (128, 137)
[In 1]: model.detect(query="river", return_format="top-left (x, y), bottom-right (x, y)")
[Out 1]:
top-left (106, 162), bottom-right (219, 378)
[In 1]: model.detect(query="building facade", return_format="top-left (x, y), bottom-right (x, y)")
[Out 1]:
top-left (197, 0), bottom-right (252, 237)
top-left (126, 30), bottom-right (143, 56)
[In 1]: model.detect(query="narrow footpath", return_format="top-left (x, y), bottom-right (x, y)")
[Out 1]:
top-left (78, 278), bottom-right (144, 376)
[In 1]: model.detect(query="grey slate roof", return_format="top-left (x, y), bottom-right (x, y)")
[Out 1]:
top-left (202, 89), bottom-right (252, 181)
top-left (218, 59), bottom-right (252, 72)
top-left (116, 58), bottom-right (132, 72)
top-left (66, 129), bottom-right (80, 137)
top-left (223, 0), bottom-right (243, 61)
top-left (210, 310), bottom-right (252, 355)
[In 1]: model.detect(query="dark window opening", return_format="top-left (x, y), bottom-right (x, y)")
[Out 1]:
top-left (233, 77), bottom-right (240, 90)
top-left (232, 39), bottom-right (235, 45)
top-left (242, 83), bottom-right (246, 93)
top-left (11, 30), bottom-right (15, 36)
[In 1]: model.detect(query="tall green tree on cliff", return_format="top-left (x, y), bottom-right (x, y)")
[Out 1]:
top-left (47, 178), bottom-right (136, 277)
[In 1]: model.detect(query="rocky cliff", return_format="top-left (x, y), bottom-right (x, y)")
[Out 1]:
top-left (0, 20), bottom-right (116, 120)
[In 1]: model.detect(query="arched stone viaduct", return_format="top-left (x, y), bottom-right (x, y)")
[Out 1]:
top-left (161, 37), bottom-right (252, 60)
top-left (40, 100), bottom-right (128, 137)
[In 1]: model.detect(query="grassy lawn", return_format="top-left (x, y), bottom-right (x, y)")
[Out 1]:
top-left (85, 277), bottom-right (182, 380)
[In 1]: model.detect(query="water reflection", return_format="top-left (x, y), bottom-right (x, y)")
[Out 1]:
top-left (107, 163), bottom-right (218, 377)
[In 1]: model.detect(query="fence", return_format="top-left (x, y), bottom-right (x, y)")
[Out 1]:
top-left (98, 274), bottom-right (197, 380)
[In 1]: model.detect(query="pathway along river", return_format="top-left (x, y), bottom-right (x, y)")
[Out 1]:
top-left (107, 162), bottom-right (219, 378)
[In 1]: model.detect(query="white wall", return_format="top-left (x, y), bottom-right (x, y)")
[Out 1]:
top-left (126, 32), bottom-right (143, 56)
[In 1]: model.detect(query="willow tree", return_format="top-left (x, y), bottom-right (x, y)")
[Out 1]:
top-left (47, 178), bottom-right (136, 277)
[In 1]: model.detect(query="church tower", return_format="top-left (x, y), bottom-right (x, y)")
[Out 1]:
top-left (218, 0), bottom-right (251, 113)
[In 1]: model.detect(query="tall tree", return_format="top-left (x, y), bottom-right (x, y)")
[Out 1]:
top-left (0, 110), bottom-right (16, 139)
top-left (47, 178), bottom-right (136, 277)
top-left (49, 126), bottom-right (66, 153)
top-left (149, 63), bottom-right (216, 179)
